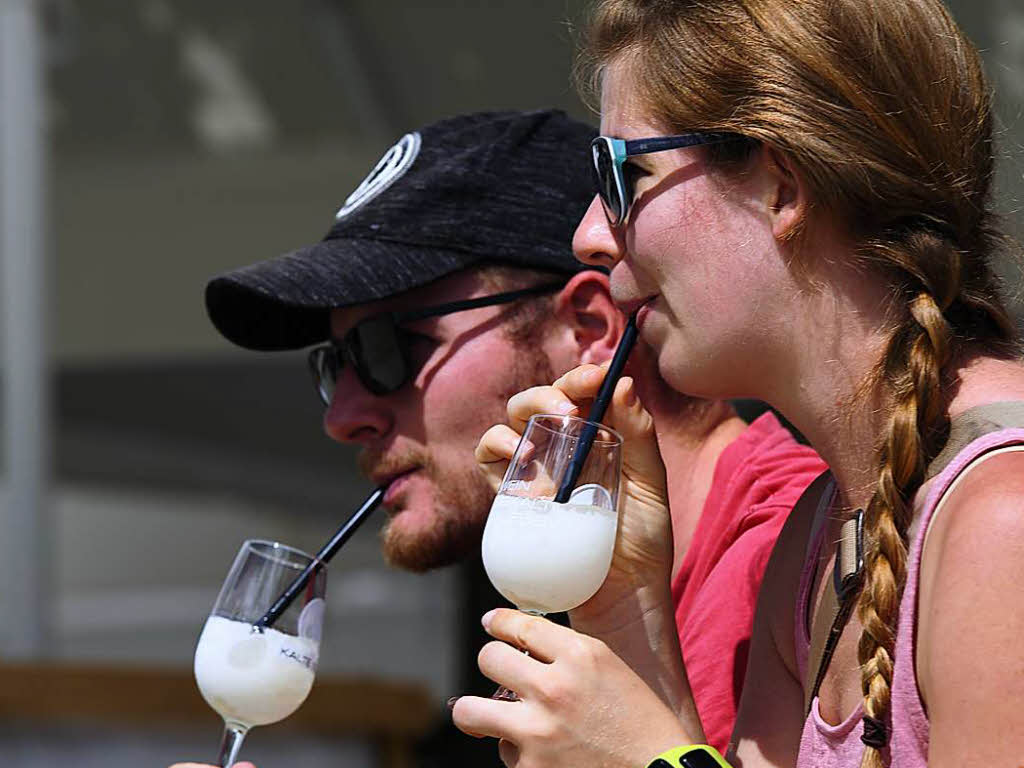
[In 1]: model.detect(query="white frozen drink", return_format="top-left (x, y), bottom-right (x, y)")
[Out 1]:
top-left (482, 494), bottom-right (618, 614)
top-left (194, 615), bottom-right (317, 728)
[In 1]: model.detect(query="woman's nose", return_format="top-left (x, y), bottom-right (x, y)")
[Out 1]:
top-left (573, 195), bottom-right (625, 270)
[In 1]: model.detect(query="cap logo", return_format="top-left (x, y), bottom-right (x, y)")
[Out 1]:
top-left (335, 131), bottom-right (421, 220)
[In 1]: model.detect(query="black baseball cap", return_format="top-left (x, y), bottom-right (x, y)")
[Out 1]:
top-left (205, 109), bottom-right (599, 351)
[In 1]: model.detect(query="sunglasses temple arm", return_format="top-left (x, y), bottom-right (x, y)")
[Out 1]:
top-left (624, 132), bottom-right (740, 156)
top-left (397, 282), bottom-right (564, 322)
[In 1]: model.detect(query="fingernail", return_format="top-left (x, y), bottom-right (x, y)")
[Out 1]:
top-left (557, 400), bottom-right (578, 414)
top-left (482, 609), bottom-right (496, 629)
top-left (623, 378), bottom-right (638, 407)
top-left (447, 696), bottom-right (459, 710)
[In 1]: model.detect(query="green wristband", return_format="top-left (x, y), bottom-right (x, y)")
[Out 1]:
top-left (647, 744), bottom-right (732, 768)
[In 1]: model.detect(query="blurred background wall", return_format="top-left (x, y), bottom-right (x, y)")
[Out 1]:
top-left (0, 0), bottom-right (1020, 766)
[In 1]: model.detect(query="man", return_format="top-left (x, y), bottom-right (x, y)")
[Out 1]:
top-left (203, 110), bottom-right (620, 576)
top-left (184, 110), bottom-right (824, 765)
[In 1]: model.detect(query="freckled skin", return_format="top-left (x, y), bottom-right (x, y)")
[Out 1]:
top-left (574, 60), bottom-right (806, 404)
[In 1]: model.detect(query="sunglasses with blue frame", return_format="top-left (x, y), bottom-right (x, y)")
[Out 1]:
top-left (591, 132), bottom-right (746, 227)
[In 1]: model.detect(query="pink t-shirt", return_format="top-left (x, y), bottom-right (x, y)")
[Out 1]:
top-left (672, 412), bottom-right (827, 752)
top-left (794, 424), bottom-right (1024, 767)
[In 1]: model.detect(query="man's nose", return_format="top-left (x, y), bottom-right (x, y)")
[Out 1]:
top-left (572, 195), bottom-right (625, 270)
top-left (323, 367), bottom-right (394, 444)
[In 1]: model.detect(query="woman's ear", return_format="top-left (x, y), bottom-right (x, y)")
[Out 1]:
top-left (759, 144), bottom-right (808, 242)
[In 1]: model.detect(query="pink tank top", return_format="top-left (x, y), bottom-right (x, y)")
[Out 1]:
top-left (793, 408), bottom-right (1024, 767)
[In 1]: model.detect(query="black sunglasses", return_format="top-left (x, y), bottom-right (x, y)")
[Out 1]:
top-left (591, 132), bottom-right (745, 227)
top-left (308, 282), bottom-right (564, 404)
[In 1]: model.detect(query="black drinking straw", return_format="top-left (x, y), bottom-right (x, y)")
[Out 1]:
top-left (553, 313), bottom-right (639, 504)
top-left (255, 486), bottom-right (385, 630)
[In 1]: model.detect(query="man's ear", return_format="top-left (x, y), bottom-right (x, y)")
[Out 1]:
top-left (758, 144), bottom-right (808, 242)
top-left (552, 270), bottom-right (625, 366)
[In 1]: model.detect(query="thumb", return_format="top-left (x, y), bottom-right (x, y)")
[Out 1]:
top-left (605, 376), bottom-right (668, 498)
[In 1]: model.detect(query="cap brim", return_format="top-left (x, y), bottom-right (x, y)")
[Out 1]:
top-left (205, 237), bottom-right (479, 351)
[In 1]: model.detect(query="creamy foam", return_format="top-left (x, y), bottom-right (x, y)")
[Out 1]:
top-left (194, 615), bottom-right (317, 727)
top-left (482, 495), bottom-right (618, 614)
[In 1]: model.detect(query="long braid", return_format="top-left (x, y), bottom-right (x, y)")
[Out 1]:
top-left (856, 231), bottom-right (957, 767)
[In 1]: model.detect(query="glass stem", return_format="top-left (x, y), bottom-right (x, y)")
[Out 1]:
top-left (215, 722), bottom-right (249, 767)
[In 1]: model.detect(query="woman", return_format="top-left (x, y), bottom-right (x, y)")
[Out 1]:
top-left (453, 0), bottom-right (1024, 766)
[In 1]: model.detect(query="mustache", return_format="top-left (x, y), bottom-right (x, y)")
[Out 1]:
top-left (358, 446), bottom-right (429, 481)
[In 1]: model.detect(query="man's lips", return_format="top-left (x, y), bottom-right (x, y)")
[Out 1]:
top-left (377, 468), bottom-right (418, 506)
top-left (369, 462), bottom-right (418, 489)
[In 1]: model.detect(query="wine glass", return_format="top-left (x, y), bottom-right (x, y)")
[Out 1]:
top-left (194, 539), bottom-right (327, 767)
top-left (481, 414), bottom-right (622, 700)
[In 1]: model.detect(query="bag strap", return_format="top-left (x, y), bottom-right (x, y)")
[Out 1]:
top-left (803, 505), bottom-right (864, 715)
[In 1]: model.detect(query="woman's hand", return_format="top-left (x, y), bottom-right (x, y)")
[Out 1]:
top-left (475, 365), bottom-right (697, 724)
top-left (451, 609), bottom-right (691, 768)
top-left (476, 364), bottom-right (674, 620)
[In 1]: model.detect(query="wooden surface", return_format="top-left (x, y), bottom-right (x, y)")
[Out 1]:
top-left (0, 661), bottom-right (438, 738)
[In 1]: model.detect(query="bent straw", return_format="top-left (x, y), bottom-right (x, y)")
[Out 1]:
top-left (255, 486), bottom-right (385, 630)
top-left (554, 313), bottom-right (639, 504)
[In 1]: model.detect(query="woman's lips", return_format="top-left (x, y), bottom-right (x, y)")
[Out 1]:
top-left (626, 296), bottom-right (657, 329)
top-left (636, 301), bottom-right (652, 330)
